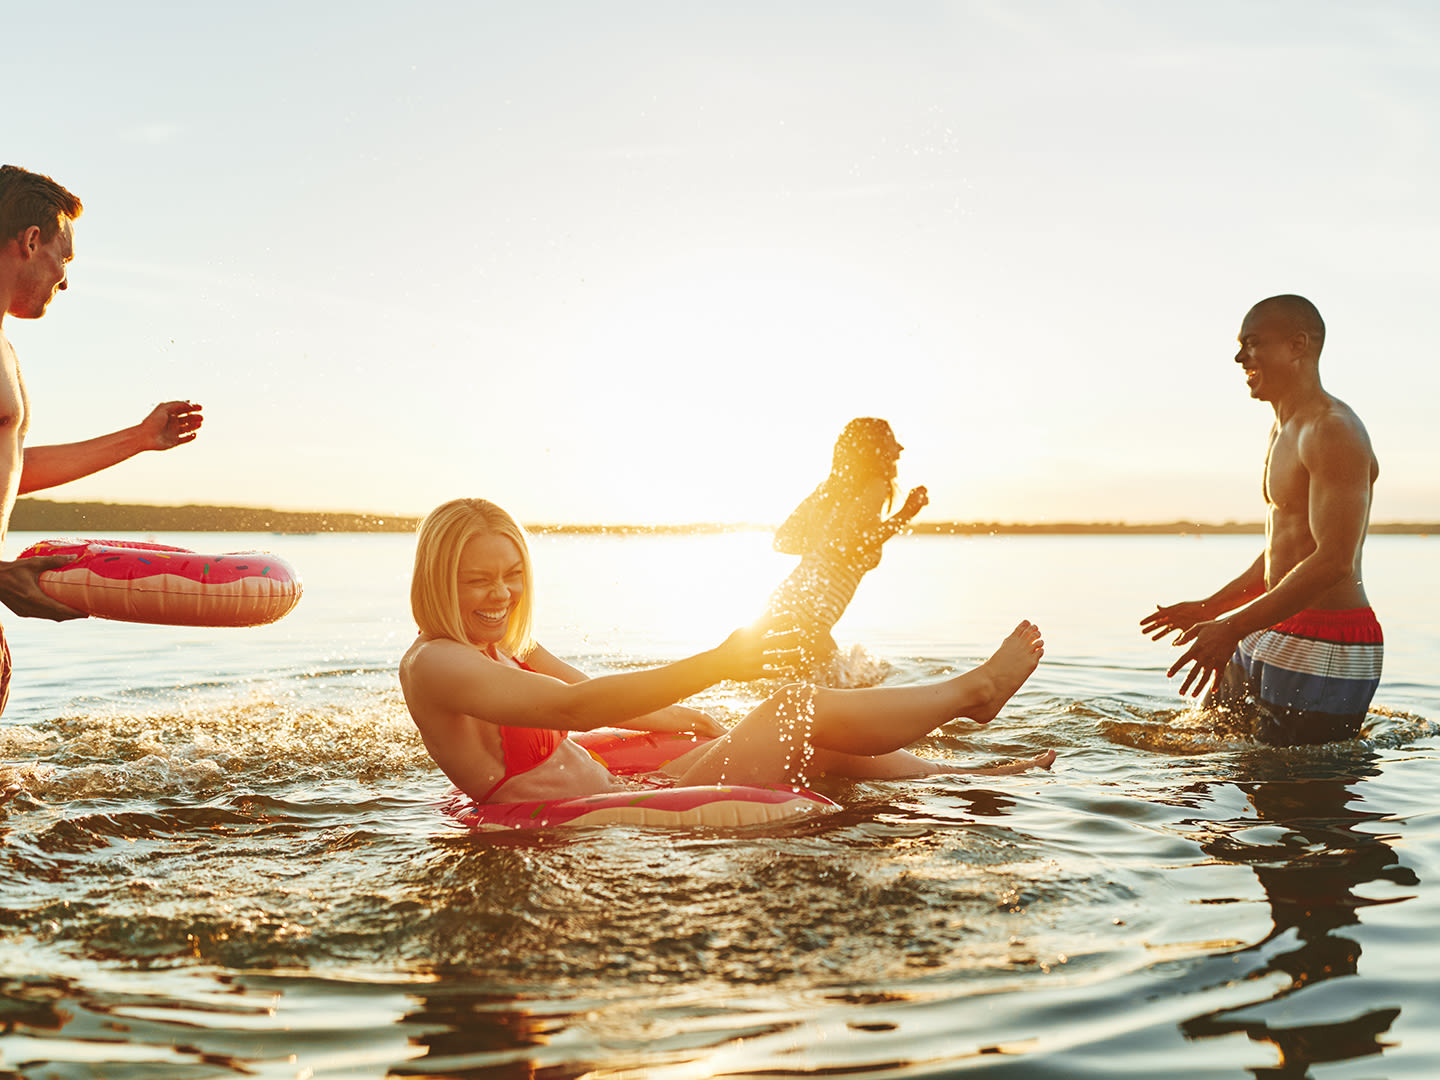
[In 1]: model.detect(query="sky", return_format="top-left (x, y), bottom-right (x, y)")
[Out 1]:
top-left (5, 1), bottom-right (1438, 526)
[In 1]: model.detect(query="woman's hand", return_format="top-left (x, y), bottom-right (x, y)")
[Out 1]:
top-left (898, 485), bottom-right (928, 521)
top-left (714, 622), bottom-right (781, 682)
top-left (664, 705), bottom-right (727, 737)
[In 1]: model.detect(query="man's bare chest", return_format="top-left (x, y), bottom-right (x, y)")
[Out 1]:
top-left (1263, 427), bottom-right (1307, 512)
top-left (0, 336), bottom-right (24, 433)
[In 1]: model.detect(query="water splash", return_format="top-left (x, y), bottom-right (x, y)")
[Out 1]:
top-left (1, 693), bottom-right (429, 801)
top-left (830, 644), bottom-right (891, 688)
top-left (1091, 699), bottom-right (1436, 756)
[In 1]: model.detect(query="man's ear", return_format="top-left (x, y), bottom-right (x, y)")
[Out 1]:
top-left (15, 225), bottom-right (42, 258)
top-left (1288, 330), bottom-right (1311, 360)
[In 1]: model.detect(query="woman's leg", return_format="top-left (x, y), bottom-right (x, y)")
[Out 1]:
top-left (818, 746), bottom-right (1056, 779)
top-left (675, 621), bottom-right (1044, 787)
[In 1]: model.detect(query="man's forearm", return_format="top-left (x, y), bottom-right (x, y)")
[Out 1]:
top-left (1220, 552), bottom-right (1352, 639)
top-left (1203, 553), bottom-right (1267, 616)
top-left (19, 429), bottom-right (148, 494)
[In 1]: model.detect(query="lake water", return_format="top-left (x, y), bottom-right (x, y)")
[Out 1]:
top-left (1, 529), bottom-right (1437, 1078)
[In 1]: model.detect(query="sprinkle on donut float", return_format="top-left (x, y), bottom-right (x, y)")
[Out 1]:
top-left (19, 538), bottom-right (302, 627)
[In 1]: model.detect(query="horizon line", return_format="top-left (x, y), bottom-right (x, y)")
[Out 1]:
top-left (9, 498), bottom-right (1436, 535)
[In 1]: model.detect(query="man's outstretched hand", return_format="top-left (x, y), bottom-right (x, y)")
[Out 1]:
top-left (1140, 599), bottom-right (1212, 641)
top-left (139, 401), bottom-right (203, 450)
top-left (1165, 619), bottom-right (1241, 699)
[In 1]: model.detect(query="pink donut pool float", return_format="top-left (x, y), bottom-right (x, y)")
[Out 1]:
top-left (19, 538), bottom-right (302, 627)
top-left (447, 728), bottom-right (839, 831)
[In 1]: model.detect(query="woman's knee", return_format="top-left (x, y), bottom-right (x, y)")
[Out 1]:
top-left (741, 682), bottom-right (819, 736)
top-left (767, 681), bottom-right (818, 711)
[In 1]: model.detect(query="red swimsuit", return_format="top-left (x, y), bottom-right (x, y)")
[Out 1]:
top-left (476, 657), bottom-right (566, 802)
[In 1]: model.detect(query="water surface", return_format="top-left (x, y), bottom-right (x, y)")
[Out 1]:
top-left (1, 531), bottom-right (1436, 1078)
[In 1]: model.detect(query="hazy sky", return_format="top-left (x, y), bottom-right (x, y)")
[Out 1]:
top-left (7, 1), bottom-right (1437, 525)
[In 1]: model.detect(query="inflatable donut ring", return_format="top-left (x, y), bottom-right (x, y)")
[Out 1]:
top-left (19, 538), bottom-right (302, 627)
top-left (447, 728), bottom-right (840, 831)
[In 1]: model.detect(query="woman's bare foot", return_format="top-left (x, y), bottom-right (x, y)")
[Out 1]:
top-left (960, 620), bottom-right (1044, 725)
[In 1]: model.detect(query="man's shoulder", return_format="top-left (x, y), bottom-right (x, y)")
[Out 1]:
top-left (1304, 393), bottom-right (1373, 445)
top-left (1296, 394), bottom-right (1378, 475)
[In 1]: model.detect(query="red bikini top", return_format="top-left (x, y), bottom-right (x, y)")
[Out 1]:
top-left (477, 656), bottom-right (565, 802)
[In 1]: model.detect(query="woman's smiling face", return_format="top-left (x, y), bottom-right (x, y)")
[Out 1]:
top-left (456, 532), bottom-right (525, 650)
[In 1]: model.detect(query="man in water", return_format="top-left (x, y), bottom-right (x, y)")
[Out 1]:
top-left (1140, 295), bottom-right (1381, 746)
top-left (0, 165), bottom-right (203, 713)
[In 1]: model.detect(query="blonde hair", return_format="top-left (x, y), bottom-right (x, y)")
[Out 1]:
top-left (410, 498), bottom-right (536, 657)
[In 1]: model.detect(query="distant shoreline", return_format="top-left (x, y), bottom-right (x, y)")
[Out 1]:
top-left (9, 498), bottom-right (1435, 536)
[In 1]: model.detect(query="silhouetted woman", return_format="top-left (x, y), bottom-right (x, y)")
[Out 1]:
top-left (762, 418), bottom-right (927, 680)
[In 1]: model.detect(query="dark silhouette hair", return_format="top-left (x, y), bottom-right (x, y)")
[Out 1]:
top-left (827, 417), bottom-right (899, 498)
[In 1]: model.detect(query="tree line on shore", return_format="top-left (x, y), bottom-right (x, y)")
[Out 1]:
top-left (10, 498), bottom-right (1434, 536)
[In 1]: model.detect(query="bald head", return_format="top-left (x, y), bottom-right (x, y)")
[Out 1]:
top-left (1248, 295), bottom-right (1325, 359)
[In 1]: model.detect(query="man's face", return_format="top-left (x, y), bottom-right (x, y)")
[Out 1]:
top-left (1233, 307), bottom-right (1295, 402)
top-left (9, 219), bottom-right (74, 320)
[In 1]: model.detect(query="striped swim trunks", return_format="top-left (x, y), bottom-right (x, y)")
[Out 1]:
top-left (1218, 607), bottom-right (1383, 746)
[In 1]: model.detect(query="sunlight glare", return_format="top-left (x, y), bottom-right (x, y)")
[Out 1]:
top-left (537, 250), bottom-right (941, 525)
top-left (532, 531), bottom-right (790, 657)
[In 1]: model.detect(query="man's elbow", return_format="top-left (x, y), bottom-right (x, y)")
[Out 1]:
top-left (1309, 550), bottom-right (1359, 590)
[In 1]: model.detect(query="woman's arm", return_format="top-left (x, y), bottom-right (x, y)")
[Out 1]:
top-left (831, 481), bottom-right (926, 557)
top-left (405, 628), bottom-right (765, 734)
top-left (874, 485), bottom-right (928, 543)
top-left (520, 642), bottom-right (725, 735)
top-left (518, 643), bottom-right (590, 684)
top-left (614, 704), bottom-right (727, 737)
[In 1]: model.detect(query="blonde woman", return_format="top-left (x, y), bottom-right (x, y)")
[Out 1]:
top-left (399, 498), bottom-right (1053, 807)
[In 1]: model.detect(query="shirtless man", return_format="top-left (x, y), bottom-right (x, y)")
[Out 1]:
top-left (0, 165), bottom-right (203, 713)
top-left (1140, 295), bottom-right (1382, 746)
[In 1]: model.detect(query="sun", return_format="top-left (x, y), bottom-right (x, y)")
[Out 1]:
top-left (531, 250), bottom-right (944, 525)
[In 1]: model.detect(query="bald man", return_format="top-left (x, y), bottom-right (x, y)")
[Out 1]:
top-left (1140, 295), bottom-right (1382, 746)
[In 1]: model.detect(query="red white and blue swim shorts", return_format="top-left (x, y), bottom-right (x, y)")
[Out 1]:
top-left (1218, 607), bottom-right (1383, 746)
